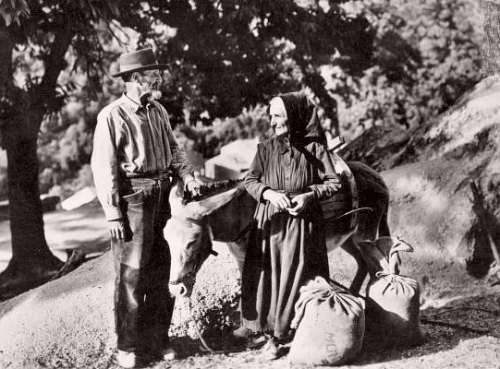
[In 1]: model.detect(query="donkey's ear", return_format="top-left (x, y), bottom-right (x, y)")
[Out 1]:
top-left (182, 186), bottom-right (244, 220)
top-left (169, 180), bottom-right (188, 218)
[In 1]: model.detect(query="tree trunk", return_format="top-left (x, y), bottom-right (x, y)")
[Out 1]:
top-left (0, 20), bottom-right (62, 292)
top-left (3, 134), bottom-right (62, 271)
top-left (0, 114), bottom-right (64, 292)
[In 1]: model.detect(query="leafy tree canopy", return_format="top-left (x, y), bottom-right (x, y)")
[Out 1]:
top-left (137, 0), bottom-right (375, 127)
top-left (330, 0), bottom-right (483, 136)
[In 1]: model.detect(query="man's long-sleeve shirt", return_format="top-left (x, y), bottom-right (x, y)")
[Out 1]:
top-left (91, 93), bottom-right (194, 220)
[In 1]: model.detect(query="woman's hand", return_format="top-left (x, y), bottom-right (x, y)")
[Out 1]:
top-left (262, 189), bottom-right (292, 210)
top-left (287, 193), bottom-right (314, 216)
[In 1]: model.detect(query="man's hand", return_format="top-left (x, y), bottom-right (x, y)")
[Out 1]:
top-left (288, 193), bottom-right (314, 216)
top-left (108, 219), bottom-right (126, 240)
top-left (186, 179), bottom-right (202, 198)
top-left (262, 189), bottom-right (292, 211)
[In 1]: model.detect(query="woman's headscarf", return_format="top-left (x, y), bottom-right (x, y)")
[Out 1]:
top-left (277, 91), bottom-right (326, 147)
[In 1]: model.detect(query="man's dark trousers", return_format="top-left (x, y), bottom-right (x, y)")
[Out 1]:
top-left (111, 176), bottom-right (173, 354)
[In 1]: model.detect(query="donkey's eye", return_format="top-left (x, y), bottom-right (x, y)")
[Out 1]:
top-left (185, 235), bottom-right (200, 249)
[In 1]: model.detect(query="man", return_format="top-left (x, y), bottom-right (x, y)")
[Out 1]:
top-left (91, 48), bottom-right (201, 368)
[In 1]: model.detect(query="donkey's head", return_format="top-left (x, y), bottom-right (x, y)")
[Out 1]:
top-left (165, 179), bottom-right (245, 297)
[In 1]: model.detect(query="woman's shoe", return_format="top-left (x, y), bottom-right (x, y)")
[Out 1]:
top-left (246, 333), bottom-right (268, 349)
top-left (232, 326), bottom-right (253, 339)
top-left (158, 346), bottom-right (177, 361)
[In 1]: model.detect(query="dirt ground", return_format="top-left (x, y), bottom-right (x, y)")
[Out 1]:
top-left (147, 292), bottom-right (500, 369)
top-left (0, 233), bottom-right (498, 369)
top-left (116, 290), bottom-right (500, 369)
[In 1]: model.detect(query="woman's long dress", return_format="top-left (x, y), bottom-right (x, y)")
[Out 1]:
top-left (241, 137), bottom-right (339, 339)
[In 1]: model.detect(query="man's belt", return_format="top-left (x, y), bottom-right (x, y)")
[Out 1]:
top-left (123, 171), bottom-right (171, 180)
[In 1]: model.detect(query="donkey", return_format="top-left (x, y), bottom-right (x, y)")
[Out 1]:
top-left (165, 161), bottom-right (390, 298)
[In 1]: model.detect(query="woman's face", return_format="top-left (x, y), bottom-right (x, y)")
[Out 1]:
top-left (269, 98), bottom-right (289, 137)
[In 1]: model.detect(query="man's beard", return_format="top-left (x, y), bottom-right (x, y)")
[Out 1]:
top-left (139, 88), bottom-right (162, 105)
top-left (150, 90), bottom-right (162, 100)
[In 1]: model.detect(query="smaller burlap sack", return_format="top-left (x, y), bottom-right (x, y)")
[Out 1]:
top-left (358, 237), bottom-right (423, 347)
top-left (289, 277), bottom-right (365, 366)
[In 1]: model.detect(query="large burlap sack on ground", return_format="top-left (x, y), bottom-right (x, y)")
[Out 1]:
top-left (289, 276), bottom-right (365, 366)
top-left (358, 237), bottom-right (423, 346)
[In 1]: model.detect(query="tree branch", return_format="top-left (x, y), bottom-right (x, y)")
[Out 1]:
top-left (33, 28), bottom-right (74, 117)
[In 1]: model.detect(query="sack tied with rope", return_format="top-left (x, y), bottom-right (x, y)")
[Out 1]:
top-left (288, 276), bottom-right (365, 366)
top-left (357, 237), bottom-right (423, 347)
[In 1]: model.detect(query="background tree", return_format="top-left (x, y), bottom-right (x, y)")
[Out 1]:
top-left (330, 0), bottom-right (482, 137)
top-left (483, 0), bottom-right (500, 75)
top-left (143, 0), bottom-right (375, 135)
top-left (0, 0), bottom-right (147, 289)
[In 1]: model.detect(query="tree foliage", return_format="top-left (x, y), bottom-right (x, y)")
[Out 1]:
top-left (331, 0), bottom-right (483, 137)
top-left (138, 0), bottom-right (375, 130)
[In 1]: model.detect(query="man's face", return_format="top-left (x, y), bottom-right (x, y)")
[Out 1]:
top-left (136, 69), bottom-right (163, 101)
top-left (269, 98), bottom-right (289, 137)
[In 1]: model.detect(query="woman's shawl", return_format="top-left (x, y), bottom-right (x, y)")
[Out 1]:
top-left (277, 91), bottom-right (326, 147)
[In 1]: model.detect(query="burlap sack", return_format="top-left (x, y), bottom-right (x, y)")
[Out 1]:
top-left (358, 237), bottom-right (423, 346)
top-left (289, 277), bottom-right (365, 366)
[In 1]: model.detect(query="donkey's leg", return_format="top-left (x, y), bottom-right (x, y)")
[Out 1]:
top-left (377, 210), bottom-right (400, 274)
top-left (341, 238), bottom-right (368, 296)
top-left (348, 205), bottom-right (386, 294)
top-left (377, 203), bottom-right (391, 238)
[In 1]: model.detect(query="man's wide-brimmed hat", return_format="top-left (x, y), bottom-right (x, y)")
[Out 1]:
top-left (111, 48), bottom-right (169, 77)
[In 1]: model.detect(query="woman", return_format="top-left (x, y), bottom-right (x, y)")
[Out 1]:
top-left (239, 91), bottom-right (341, 357)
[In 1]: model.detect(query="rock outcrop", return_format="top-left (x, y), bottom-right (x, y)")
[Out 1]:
top-left (338, 76), bottom-right (500, 290)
